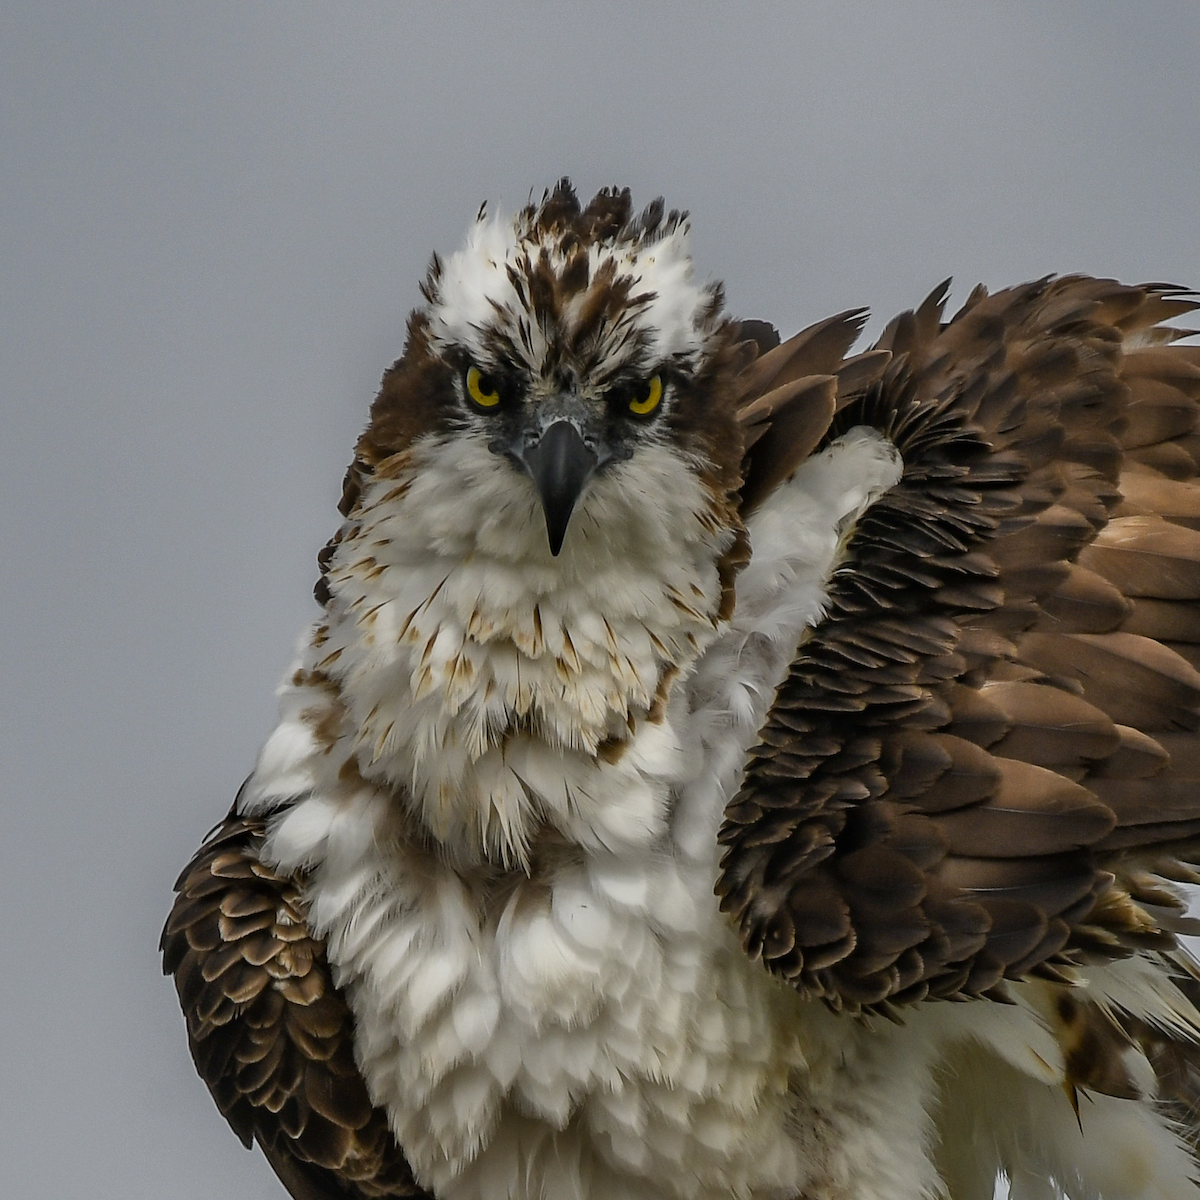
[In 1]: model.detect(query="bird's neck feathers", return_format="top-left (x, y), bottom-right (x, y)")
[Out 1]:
top-left (282, 436), bottom-right (738, 868)
top-left (245, 182), bottom-right (749, 869)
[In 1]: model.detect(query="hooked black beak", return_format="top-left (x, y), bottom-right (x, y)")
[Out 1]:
top-left (518, 420), bottom-right (599, 556)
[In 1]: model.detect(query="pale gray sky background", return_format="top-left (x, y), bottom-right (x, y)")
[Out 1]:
top-left (3, 3), bottom-right (1200, 1196)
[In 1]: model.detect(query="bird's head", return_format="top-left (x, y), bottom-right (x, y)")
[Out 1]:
top-left (337, 179), bottom-right (748, 587)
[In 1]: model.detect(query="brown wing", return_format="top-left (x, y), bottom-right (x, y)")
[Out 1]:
top-left (733, 307), bottom-right (892, 513)
top-left (161, 806), bottom-right (430, 1200)
top-left (719, 276), bottom-right (1200, 1011)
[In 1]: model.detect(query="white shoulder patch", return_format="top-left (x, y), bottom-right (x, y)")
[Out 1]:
top-left (679, 427), bottom-right (902, 858)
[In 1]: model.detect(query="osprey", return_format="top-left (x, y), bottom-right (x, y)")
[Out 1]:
top-left (163, 181), bottom-right (1200, 1200)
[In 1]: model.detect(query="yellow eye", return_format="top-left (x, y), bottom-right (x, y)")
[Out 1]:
top-left (465, 365), bottom-right (501, 409)
top-left (628, 375), bottom-right (663, 416)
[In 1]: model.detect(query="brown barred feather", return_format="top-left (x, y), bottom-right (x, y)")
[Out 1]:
top-left (161, 808), bottom-right (430, 1200)
top-left (720, 278), bottom-right (1200, 1030)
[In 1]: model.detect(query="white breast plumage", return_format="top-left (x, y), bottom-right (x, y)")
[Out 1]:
top-left (243, 429), bottom-right (899, 1200)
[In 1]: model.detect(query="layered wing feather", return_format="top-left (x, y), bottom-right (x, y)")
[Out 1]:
top-left (161, 809), bottom-right (428, 1200)
top-left (719, 277), bottom-right (1200, 1013)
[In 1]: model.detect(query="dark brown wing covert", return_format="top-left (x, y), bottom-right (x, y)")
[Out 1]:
top-left (719, 277), bottom-right (1200, 1011)
top-left (161, 809), bottom-right (430, 1200)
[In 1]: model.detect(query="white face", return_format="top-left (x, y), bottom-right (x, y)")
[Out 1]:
top-left (377, 194), bottom-right (743, 572)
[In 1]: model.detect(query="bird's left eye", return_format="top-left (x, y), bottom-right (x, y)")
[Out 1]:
top-left (465, 366), bottom-right (502, 410)
top-left (628, 375), bottom-right (663, 417)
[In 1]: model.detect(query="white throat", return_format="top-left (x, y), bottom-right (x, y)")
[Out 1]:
top-left (263, 429), bottom-right (736, 866)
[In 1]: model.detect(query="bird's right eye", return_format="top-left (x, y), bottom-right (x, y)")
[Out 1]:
top-left (465, 366), bottom-right (502, 410)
